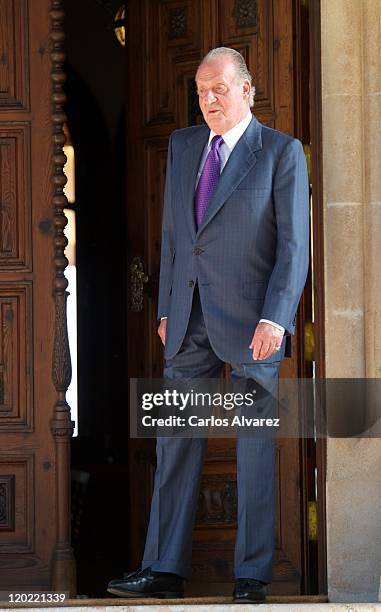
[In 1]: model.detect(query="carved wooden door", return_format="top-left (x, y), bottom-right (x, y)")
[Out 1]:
top-left (0, 0), bottom-right (75, 594)
top-left (127, 0), bottom-right (308, 595)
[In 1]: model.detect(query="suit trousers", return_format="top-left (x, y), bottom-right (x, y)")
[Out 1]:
top-left (141, 285), bottom-right (280, 582)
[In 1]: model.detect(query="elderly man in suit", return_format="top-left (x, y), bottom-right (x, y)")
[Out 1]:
top-left (108, 47), bottom-right (309, 603)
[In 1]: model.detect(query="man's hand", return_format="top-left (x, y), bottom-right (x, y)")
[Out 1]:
top-left (158, 319), bottom-right (167, 346)
top-left (249, 321), bottom-right (284, 361)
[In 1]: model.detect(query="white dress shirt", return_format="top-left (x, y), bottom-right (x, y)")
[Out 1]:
top-left (196, 110), bottom-right (253, 186)
top-left (163, 110), bottom-right (285, 336)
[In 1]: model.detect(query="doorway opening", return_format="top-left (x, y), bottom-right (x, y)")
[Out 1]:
top-left (63, 0), bottom-right (326, 598)
top-left (64, 0), bottom-right (127, 596)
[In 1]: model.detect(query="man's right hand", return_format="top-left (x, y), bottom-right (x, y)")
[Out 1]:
top-left (158, 319), bottom-right (167, 345)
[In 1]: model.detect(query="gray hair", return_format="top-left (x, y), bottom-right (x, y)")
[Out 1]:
top-left (198, 47), bottom-right (255, 107)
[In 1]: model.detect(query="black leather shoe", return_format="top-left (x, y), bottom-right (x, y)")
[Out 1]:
top-left (233, 578), bottom-right (267, 603)
top-left (107, 567), bottom-right (184, 598)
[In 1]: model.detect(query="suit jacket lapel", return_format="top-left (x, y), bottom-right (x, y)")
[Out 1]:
top-left (180, 126), bottom-right (209, 241)
top-left (197, 117), bottom-right (263, 236)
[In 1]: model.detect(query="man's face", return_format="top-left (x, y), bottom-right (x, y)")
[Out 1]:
top-left (195, 56), bottom-right (251, 134)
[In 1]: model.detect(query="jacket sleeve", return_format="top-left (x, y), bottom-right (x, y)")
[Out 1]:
top-left (260, 138), bottom-right (310, 334)
top-left (157, 134), bottom-right (175, 320)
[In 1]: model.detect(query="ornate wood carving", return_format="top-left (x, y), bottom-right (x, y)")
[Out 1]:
top-left (0, 283), bottom-right (33, 430)
top-left (0, 455), bottom-right (34, 552)
top-left (233, 0), bottom-right (257, 28)
top-left (196, 475), bottom-right (237, 525)
top-left (130, 257), bottom-right (149, 313)
top-left (49, 0), bottom-right (76, 595)
top-left (168, 6), bottom-right (187, 39)
top-left (145, 0), bottom-right (203, 126)
top-left (0, 124), bottom-right (32, 269)
top-left (50, 0), bottom-right (73, 445)
top-left (0, 0), bottom-right (29, 110)
top-left (0, 475), bottom-right (15, 530)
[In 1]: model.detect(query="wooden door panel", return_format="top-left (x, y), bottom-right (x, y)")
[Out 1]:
top-left (274, 440), bottom-right (302, 592)
top-left (0, 454), bottom-right (34, 551)
top-left (0, 0), bottom-right (74, 593)
top-left (145, 137), bottom-right (170, 377)
top-left (0, 123), bottom-right (32, 268)
top-left (219, 0), bottom-right (275, 121)
top-left (0, 0), bottom-right (29, 110)
top-left (0, 283), bottom-right (33, 429)
top-left (127, 0), bottom-right (303, 594)
top-left (0, 0), bottom-right (52, 588)
top-left (144, 0), bottom-right (204, 127)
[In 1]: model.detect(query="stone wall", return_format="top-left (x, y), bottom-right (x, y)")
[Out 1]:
top-left (321, 0), bottom-right (381, 602)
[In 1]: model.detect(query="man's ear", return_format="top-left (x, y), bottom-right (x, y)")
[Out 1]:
top-left (242, 80), bottom-right (251, 99)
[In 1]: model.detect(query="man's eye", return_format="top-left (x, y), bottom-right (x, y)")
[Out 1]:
top-left (215, 87), bottom-right (226, 94)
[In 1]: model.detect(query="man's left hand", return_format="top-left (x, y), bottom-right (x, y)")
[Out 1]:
top-left (250, 322), bottom-right (284, 361)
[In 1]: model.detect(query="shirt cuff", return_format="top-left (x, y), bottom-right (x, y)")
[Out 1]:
top-left (160, 317), bottom-right (167, 320)
top-left (259, 318), bottom-right (285, 334)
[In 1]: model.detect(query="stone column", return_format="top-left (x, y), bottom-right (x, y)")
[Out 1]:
top-left (321, 0), bottom-right (381, 602)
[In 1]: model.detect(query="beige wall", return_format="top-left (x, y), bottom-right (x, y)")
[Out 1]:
top-left (321, 0), bottom-right (381, 602)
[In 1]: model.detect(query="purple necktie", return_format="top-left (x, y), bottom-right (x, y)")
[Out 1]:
top-left (194, 135), bottom-right (223, 228)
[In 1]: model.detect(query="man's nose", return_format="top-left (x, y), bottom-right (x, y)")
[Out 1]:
top-left (205, 90), bottom-right (217, 104)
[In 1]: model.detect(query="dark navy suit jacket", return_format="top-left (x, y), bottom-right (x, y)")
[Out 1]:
top-left (158, 116), bottom-right (310, 364)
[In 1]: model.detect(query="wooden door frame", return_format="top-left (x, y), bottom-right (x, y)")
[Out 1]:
top-left (293, 0), bottom-right (327, 596)
top-left (309, 0), bottom-right (327, 596)
top-left (51, 0), bottom-right (327, 596)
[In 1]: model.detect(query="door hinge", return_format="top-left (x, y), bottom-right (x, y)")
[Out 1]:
top-left (308, 500), bottom-right (318, 541)
top-left (304, 321), bottom-right (315, 362)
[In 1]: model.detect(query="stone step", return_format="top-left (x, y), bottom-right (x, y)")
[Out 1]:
top-left (2, 597), bottom-right (381, 611)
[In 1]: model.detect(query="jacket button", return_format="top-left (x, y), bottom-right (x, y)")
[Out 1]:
top-left (193, 247), bottom-right (203, 255)
top-left (188, 280), bottom-right (195, 287)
